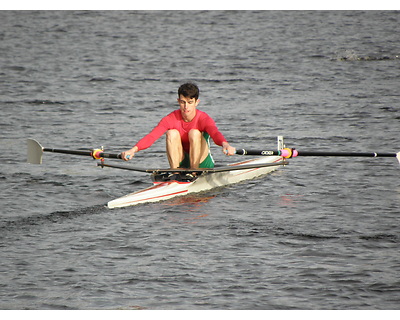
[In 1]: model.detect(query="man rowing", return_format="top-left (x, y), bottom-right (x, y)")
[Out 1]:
top-left (121, 82), bottom-right (236, 169)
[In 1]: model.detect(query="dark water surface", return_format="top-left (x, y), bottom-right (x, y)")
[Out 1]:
top-left (1, 11), bottom-right (400, 309)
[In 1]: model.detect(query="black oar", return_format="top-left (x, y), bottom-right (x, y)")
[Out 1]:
top-left (27, 139), bottom-right (122, 164)
top-left (236, 148), bottom-right (400, 162)
top-left (27, 139), bottom-right (289, 172)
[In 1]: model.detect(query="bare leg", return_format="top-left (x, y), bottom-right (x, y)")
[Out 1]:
top-left (166, 129), bottom-right (184, 169)
top-left (188, 129), bottom-right (209, 169)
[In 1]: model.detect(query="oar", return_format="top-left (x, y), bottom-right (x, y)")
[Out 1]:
top-left (236, 148), bottom-right (400, 163)
top-left (27, 139), bottom-right (122, 164)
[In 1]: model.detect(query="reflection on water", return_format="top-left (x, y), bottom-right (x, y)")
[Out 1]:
top-left (278, 194), bottom-right (304, 208)
top-left (162, 194), bottom-right (217, 207)
top-left (158, 194), bottom-right (217, 223)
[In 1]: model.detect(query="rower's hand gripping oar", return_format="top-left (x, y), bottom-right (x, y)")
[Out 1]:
top-left (236, 148), bottom-right (400, 164)
top-left (27, 139), bottom-right (122, 164)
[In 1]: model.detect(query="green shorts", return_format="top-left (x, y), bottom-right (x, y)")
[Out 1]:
top-left (179, 132), bottom-right (215, 169)
top-left (180, 152), bottom-right (215, 169)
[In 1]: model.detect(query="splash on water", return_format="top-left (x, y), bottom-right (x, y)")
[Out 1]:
top-left (333, 49), bottom-right (399, 61)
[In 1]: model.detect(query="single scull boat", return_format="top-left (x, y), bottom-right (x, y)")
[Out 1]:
top-left (105, 155), bottom-right (286, 208)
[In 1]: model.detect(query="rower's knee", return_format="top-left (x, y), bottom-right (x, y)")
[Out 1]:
top-left (188, 129), bottom-right (202, 142)
top-left (166, 129), bottom-right (181, 143)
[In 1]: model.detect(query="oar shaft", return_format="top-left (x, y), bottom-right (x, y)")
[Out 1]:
top-left (297, 151), bottom-right (396, 157)
top-left (43, 148), bottom-right (122, 159)
top-left (236, 148), bottom-right (398, 158)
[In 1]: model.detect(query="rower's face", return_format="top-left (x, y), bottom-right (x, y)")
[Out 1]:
top-left (178, 95), bottom-right (199, 117)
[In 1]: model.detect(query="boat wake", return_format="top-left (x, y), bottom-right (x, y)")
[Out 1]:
top-left (0, 205), bottom-right (105, 239)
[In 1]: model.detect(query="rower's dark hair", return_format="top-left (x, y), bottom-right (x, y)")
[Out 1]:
top-left (178, 82), bottom-right (199, 100)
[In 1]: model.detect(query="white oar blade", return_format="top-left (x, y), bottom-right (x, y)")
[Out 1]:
top-left (397, 152), bottom-right (400, 165)
top-left (27, 139), bottom-right (43, 164)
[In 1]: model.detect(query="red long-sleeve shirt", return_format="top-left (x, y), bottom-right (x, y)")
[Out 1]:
top-left (135, 110), bottom-right (227, 153)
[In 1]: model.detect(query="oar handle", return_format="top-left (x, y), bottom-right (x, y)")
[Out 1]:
top-left (236, 149), bottom-right (281, 156)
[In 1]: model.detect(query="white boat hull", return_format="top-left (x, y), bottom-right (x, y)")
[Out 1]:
top-left (107, 156), bottom-right (283, 209)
